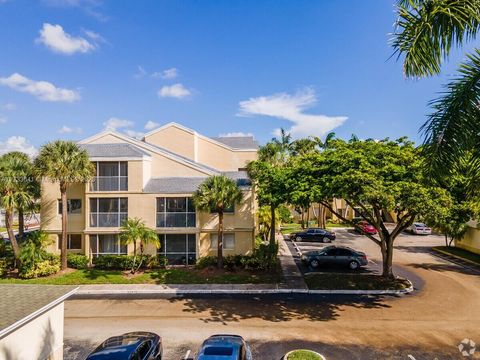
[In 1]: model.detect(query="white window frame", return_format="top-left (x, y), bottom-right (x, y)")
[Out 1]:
top-left (89, 234), bottom-right (127, 256)
top-left (57, 199), bottom-right (82, 215)
top-left (157, 233), bottom-right (197, 265)
top-left (91, 161), bottom-right (128, 191)
top-left (89, 197), bottom-right (128, 227)
top-left (210, 233), bottom-right (235, 250)
top-left (58, 234), bottom-right (82, 250)
top-left (156, 197), bottom-right (196, 228)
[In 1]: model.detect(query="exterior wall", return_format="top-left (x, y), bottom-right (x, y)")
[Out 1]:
top-left (149, 154), bottom-right (208, 177)
top-left (144, 126), bottom-right (195, 160)
top-left (0, 303), bottom-right (64, 360)
top-left (456, 223), bottom-right (480, 255)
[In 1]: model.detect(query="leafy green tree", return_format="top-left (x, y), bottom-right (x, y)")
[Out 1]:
top-left (0, 152), bottom-right (38, 265)
top-left (120, 217), bottom-right (159, 273)
top-left (391, 0), bottom-right (480, 173)
top-left (193, 175), bottom-right (243, 268)
top-left (19, 230), bottom-right (52, 270)
top-left (310, 138), bottom-right (451, 278)
top-left (34, 141), bottom-right (95, 271)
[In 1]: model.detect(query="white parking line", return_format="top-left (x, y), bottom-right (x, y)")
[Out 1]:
top-left (369, 259), bottom-right (377, 265)
top-left (184, 350), bottom-right (191, 359)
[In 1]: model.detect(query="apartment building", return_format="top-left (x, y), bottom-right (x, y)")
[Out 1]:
top-left (40, 122), bottom-right (259, 264)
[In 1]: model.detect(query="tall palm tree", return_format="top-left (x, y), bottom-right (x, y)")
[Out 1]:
top-left (0, 153), bottom-right (36, 265)
top-left (391, 0), bottom-right (480, 173)
top-left (193, 175), bottom-right (243, 269)
top-left (120, 218), bottom-right (159, 273)
top-left (34, 141), bottom-right (95, 270)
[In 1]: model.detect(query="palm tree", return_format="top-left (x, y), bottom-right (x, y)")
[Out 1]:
top-left (391, 0), bottom-right (480, 173)
top-left (34, 141), bottom-right (95, 270)
top-left (120, 218), bottom-right (159, 273)
top-left (0, 153), bottom-right (37, 266)
top-left (193, 175), bottom-right (243, 269)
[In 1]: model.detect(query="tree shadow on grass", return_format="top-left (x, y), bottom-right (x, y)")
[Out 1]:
top-left (83, 269), bottom-right (124, 281)
top-left (168, 294), bottom-right (392, 325)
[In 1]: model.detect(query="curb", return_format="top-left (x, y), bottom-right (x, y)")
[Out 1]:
top-left (73, 283), bottom-right (413, 297)
top-left (432, 248), bottom-right (480, 267)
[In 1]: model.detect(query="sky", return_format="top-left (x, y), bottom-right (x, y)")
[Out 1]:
top-left (0, 0), bottom-right (479, 156)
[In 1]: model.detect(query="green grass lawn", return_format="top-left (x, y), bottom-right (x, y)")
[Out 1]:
top-left (326, 221), bottom-right (352, 228)
top-left (433, 246), bottom-right (480, 266)
top-left (286, 350), bottom-right (323, 360)
top-left (305, 273), bottom-right (411, 291)
top-left (280, 223), bottom-right (302, 234)
top-left (0, 267), bottom-right (282, 285)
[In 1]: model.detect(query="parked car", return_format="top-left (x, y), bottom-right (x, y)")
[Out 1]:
top-left (301, 245), bottom-right (368, 270)
top-left (355, 220), bottom-right (377, 235)
top-left (290, 228), bottom-right (336, 243)
top-left (86, 332), bottom-right (162, 360)
top-left (408, 222), bottom-right (432, 235)
top-left (196, 334), bottom-right (252, 360)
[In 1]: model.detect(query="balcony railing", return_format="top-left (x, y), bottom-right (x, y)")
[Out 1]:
top-left (90, 212), bottom-right (128, 227)
top-left (156, 212), bottom-right (196, 227)
top-left (90, 176), bottom-right (128, 191)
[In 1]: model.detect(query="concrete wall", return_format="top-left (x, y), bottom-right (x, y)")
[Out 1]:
top-left (456, 223), bottom-right (480, 255)
top-left (0, 303), bottom-right (64, 360)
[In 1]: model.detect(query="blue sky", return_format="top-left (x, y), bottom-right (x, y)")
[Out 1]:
top-left (0, 0), bottom-right (478, 156)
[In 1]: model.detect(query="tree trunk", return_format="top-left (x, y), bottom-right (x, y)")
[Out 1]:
top-left (18, 208), bottom-right (24, 240)
top-left (217, 211), bottom-right (224, 269)
top-left (445, 234), bottom-right (448, 247)
top-left (381, 236), bottom-right (394, 279)
top-left (131, 240), bottom-right (137, 273)
top-left (306, 206), bottom-right (310, 227)
top-left (5, 210), bottom-right (20, 267)
top-left (300, 208), bottom-right (305, 229)
top-left (270, 205), bottom-right (276, 246)
top-left (60, 183), bottom-right (68, 271)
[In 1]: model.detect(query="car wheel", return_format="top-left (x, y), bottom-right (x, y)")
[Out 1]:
top-left (348, 260), bottom-right (359, 270)
top-left (310, 259), bottom-right (320, 268)
top-left (296, 236), bottom-right (302, 241)
top-left (322, 237), bottom-right (331, 243)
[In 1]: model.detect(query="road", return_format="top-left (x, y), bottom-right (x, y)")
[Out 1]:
top-left (64, 230), bottom-right (480, 359)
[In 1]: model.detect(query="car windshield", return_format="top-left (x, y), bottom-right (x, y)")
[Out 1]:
top-left (204, 346), bottom-right (234, 356)
top-left (414, 223), bottom-right (426, 227)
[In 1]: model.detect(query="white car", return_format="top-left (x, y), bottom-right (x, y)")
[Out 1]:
top-left (408, 222), bottom-right (432, 235)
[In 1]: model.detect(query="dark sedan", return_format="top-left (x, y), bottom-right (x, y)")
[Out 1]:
top-left (291, 228), bottom-right (336, 243)
top-left (196, 334), bottom-right (252, 360)
top-left (301, 245), bottom-right (368, 270)
top-left (86, 332), bottom-right (162, 360)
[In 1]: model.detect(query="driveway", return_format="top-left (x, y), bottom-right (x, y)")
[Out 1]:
top-left (64, 230), bottom-right (480, 359)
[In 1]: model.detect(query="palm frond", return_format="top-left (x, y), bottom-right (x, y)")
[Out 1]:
top-left (421, 48), bottom-right (480, 173)
top-left (391, 0), bottom-right (480, 77)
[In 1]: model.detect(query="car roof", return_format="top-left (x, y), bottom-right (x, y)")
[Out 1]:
top-left (86, 332), bottom-right (157, 360)
top-left (197, 335), bottom-right (244, 360)
top-left (413, 222), bottom-right (426, 226)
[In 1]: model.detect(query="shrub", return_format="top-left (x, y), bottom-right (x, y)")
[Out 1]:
top-left (223, 254), bottom-right (246, 271)
top-left (0, 259), bottom-right (7, 277)
top-left (93, 255), bottom-right (155, 270)
top-left (67, 254), bottom-right (89, 269)
top-left (156, 255), bottom-right (168, 268)
top-left (195, 256), bottom-right (217, 269)
top-left (19, 256), bottom-right (60, 279)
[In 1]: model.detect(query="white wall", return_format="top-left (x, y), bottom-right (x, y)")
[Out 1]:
top-left (0, 303), bottom-right (65, 360)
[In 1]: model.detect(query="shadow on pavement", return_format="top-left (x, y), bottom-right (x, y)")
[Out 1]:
top-left (168, 294), bottom-right (392, 325)
top-left (407, 262), bottom-right (480, 276)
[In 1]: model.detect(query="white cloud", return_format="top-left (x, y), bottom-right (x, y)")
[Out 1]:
top-left (103, 117), bottom-right (134, 131)
top-left (2, 102), bottom-right (16, 110)
top-left (0, 73), bottom-right (80, 102)
top-left (58, 125), bottom-right (82, 134)
top-left (36, 23), bottom-right (96, 55)
top-left (158, 83), bottom-right (191, 99)
top-left (144, 120), bottom-right (159, 130)
top-left (0, 116), bottom-right (7, 124)
top-left (124, 129), bottom-right (144, 139)
top-left (134, 65), bottom-right (147, 79)
top-left (238, 87), bottom-right (347, 139)
top-left (152, 68), bottom-right (178, 79)
top-left (218, 132), bottom-right (254, 137)
top-left (0, 136), bottom-right (37, 157)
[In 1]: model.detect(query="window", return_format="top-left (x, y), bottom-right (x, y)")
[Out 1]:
top-left (90, 162), bottom-right (128, 191)
top-left (157, 234), bottom-right (196, 265)
top-left (89, 234), bottom-right (127, 256)
top-left (89, 198), bottom-right (128, 227)
top-left (156, 197), bottom-right (196, 227)
top-left (57, 234), bottom-right (82, 250)
top-left (58, 199), bottom-right (82, 214)
top-left (211, 233), bottom-right (235, 250)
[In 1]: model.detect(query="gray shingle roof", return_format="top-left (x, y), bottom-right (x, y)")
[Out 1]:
top-left (211, 136), bottom-right (259, 150)
top-left (80, 143), bottom-right (151, 158)
top-left (144, 171), bottom-right (251, 193)
top-left (0, 285), bottom-right (77, 338)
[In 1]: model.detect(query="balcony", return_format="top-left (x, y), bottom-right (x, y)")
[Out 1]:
top-left (156, 213), bottom-right (196, 228)
top-left (90, 176), bottom-right (128, 192)
top-left (90, 212), bottom-right (128, 227)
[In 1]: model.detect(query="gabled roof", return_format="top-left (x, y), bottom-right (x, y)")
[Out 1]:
top-left (211, 136), bottom-right (259, 150)
top-left (78, 130), bottom-right (217, 175)
top-left (143, 122), bottom-right (258, 151)
top-left (79, 143), bottom-right (151, 158)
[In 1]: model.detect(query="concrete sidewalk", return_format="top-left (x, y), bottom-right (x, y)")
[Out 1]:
top-left (277, 234), bottom-right (308, 290)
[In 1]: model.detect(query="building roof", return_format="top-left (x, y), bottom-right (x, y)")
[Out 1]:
top-left (211, 136), bottom-right (259, 150)
top-left (144, 171), bottom-right (251, 193)
top-left (80, 143), bottom-right (151, 158)
top-left (0, 285), bottom-right (77, 339)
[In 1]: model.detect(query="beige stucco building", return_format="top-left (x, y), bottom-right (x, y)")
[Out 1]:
top-left (456, 220), bottom-right (480, 255)
top-left (40, 122), bottom-right (259, 264)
